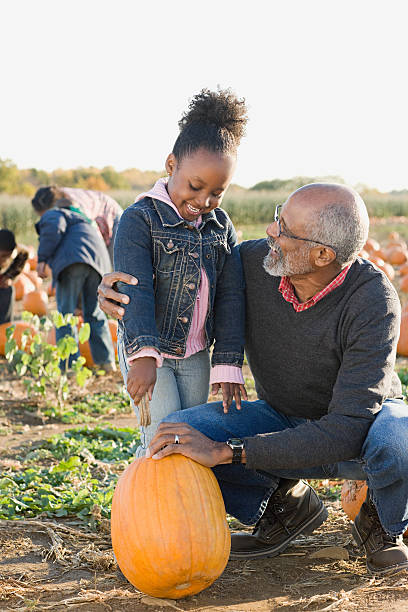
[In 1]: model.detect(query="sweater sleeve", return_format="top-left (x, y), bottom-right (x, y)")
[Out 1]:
top-left (244, 287), bottom-right (402, 472)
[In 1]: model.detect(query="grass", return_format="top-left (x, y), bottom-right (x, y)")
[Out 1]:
top-left (3, 188), bottom-right (408, 246)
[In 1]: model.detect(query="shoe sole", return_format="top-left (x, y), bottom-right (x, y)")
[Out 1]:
top-left (352, 524), bottom-right (408, 576)
top-left (229, 502), bottom-right (328, 560)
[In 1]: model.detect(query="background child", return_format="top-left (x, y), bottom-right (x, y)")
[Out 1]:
top-left (31, 196), bottom-right (116, 371)
top-left (0, 229), bottom-right (28, 324)
top-left (114, 88), bottom-right (248, 454)
top-left (32, 187), bottom-right (123, 265)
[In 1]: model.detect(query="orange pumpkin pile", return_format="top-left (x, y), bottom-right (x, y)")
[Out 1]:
top-left (111, 455), bottom-right (231, 599)
top-left (0, 321), bottom-right (37, 356)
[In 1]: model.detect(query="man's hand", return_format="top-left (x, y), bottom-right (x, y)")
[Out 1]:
top-left (127, 357), bottom-right (156, 405)
top-left (145, 422), bottom-right (233, 467)
top-left (211, 382), bottom-right (248, 413)
top-left (97, 271), bottom-right (138, 319)
top-left (36, 262), bottom-right (48, 279)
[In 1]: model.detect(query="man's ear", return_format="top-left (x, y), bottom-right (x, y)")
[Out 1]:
top-left (165, 153), bottom-right (177, 177)
top-left (312, 246), bottom-right (337, 268)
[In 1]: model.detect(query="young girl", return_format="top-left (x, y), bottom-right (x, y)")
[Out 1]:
top-left (114, 88), bottom-right (248, 454)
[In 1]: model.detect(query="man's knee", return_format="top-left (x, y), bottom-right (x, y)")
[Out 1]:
top-left (363, 398), bottom-right (408, 473)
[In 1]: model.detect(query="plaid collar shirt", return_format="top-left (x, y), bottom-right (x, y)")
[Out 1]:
top-left (279, 265), bottom-right (351, 312)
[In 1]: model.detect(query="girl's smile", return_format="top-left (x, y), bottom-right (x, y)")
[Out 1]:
top-left (165, 148), bottom-right (236, 222)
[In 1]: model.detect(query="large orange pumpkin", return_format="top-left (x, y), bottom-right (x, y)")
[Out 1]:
top-left (80, 319), bottom-right (118, 366)
top-left (0, 321), bottom-right (36, 355)
top-left (111, 455), bottom-right (231, 599)
top-left (22, 290), bottom-right (49, 316)
top-left (14, 274), bottom-right (36, 300)
top-left (341, 480), bottom-right (408, 536)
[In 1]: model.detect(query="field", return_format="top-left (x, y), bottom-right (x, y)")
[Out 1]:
top-left (2, 203), bottom-right (408, 610)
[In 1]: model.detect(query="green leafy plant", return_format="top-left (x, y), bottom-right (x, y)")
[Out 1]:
top-left (0, 425), bottom-right (140, 523)
top-left (5, 311), bottom-right (92, 409)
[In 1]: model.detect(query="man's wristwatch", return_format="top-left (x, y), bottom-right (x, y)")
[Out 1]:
top-left (226, 438), bottom-right (245, 464)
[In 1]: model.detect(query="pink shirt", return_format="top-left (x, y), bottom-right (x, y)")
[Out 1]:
top-left (127, 178), bottom-right (244, 385)
top-left (61, 187), bottom-right (122, 245)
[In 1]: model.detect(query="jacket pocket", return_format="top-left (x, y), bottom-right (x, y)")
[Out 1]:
top-left (153, 237), bottom-right (188, 274)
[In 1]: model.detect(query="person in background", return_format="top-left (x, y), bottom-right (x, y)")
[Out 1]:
top-left (110, 88), bottom-right (248, 455)
top-left (31, 186), bottom-right (122, 264)
top-left (31, 195), bottom-right (116, 371)
top-left (0, 229), bottom-right (28, 324)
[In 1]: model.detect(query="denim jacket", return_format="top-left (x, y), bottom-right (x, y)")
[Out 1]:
top-left (114, 197), bottom-right (245, 367)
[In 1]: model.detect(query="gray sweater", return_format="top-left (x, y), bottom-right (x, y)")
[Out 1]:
top-left (240, 239), bottom-right (404, 472)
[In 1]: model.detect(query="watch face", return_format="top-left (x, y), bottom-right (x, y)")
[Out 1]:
top-left (228, 438), bottom-right (243, 448)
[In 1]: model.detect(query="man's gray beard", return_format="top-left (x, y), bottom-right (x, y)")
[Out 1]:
top-left (263, 244), bottom-right (313, 277)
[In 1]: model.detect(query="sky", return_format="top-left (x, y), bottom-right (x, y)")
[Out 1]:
top-left (1, 0), bottom-right (407, 192)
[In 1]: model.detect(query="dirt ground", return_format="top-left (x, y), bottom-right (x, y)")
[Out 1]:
top-left (2, 368), bottom-right (408, 611)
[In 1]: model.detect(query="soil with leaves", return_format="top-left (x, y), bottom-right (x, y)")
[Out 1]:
top-left (2, 361), bottom-right (408, 611)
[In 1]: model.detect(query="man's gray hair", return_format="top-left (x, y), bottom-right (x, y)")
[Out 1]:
top-left (307, 201), bottom-right (369, 266)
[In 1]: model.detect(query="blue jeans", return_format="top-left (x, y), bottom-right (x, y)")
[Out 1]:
top-left (163, 397), bottom-right (408, 535)
top-left (56, 263), bottom-right (115, 366)
top-left (118, 337), bottom-right (210, 454)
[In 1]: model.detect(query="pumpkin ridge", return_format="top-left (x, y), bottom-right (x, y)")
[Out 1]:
top-left (205, 465), bottom-right (230, 569)
top-left (174, 455), bottom-right (195, 580)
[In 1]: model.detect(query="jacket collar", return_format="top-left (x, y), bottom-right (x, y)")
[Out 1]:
top-left (151, 198), bottom-right (224, 229)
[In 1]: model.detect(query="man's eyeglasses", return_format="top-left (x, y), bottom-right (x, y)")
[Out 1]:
top-left (273, 204), bottom-right (336, 252)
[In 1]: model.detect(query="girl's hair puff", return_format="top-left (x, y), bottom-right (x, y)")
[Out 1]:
top-left (173, 88), bottom-right (248, 162)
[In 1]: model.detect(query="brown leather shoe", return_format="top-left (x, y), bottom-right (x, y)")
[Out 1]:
top-left (352, 491), bottom-right (408, 575)
top-left (230, 479), bottom-right (328, 559)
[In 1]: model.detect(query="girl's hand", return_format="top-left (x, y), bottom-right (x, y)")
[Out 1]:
top-left (127, 357), bottom-right (157, 406)
top-left (211, 382), bottom-right (248, 413)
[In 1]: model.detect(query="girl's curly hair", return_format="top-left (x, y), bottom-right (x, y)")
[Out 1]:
top-left (173, 88), bottom-right (248, 161)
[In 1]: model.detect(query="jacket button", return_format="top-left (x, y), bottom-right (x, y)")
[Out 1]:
top-left (206, 254), bottom-right (211, 259)
top-left (180, 317), bottom-right (188, 323)
top-left (187, 283), bottom-right (195, 290)
top-left (175, 347), bottom-right (182, 355)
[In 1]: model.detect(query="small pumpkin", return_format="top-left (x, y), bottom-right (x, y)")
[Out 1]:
top-left (364, 238), bottom-right (380, 253)
top-left (111, 455), bottom-right (231, 599)
top-left (397, 312), bottom-right (408, 356)
top-left (22, 290), bottom-right (48, 316)
top-left (386, 247), bottom-right (408, 266)
top-left (400, 275), bottom-right (408, 293)
top-left (13, 273), bottom-right (36, 300)
top-left (0, 321), bottom-right (36, 355)
top-left (341, 480), bottom-right (408, 536)
top-left (24, 270), bottom-right (43, 289)
top-left (80, 319), bottom-right (118, 366)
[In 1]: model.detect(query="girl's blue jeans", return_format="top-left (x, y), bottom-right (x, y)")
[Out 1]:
top-left (56, 263), bottom-right (115, 367)
top-left (164, 397), bottom-right (408, 536)
top-left (118, 338), bottom-right (210, 454)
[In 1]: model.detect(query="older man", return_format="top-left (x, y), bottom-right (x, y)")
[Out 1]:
top-left (98, 183), bottom-right (408, 576)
